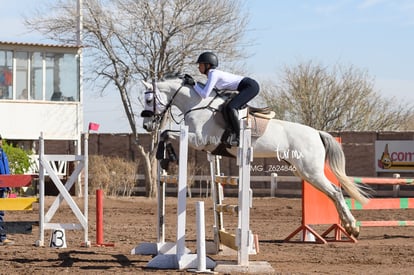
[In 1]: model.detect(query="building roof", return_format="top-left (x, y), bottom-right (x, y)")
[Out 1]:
top-left (0, 40), bottom-right (80, 51)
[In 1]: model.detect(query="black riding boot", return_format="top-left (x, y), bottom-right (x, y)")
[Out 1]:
top-left (227, 108), bottom-right (240, 147)
top-left (221, 104), bottom-right (233, 137)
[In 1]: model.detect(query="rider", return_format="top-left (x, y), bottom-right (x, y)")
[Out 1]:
top-left (192, 51), bottom-right (260, 146)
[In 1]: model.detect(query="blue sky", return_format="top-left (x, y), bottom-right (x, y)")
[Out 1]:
top-left (245, 1), bottom-right (414, 95)
top-left (1, 0), bottom-right (414, 133)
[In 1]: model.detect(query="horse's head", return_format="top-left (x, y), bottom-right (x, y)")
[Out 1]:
top-left (140, 78), bottom-right (187, 132)
top-left (140, 76), bottom-right (218, 133)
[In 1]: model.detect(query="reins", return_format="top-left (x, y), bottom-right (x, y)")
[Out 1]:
top-left (182, 92), bottom-right (221, 118)
top-left (148, 83), bottom-right (185, 125)
top-left (151, 80), bottom-right (222, 125)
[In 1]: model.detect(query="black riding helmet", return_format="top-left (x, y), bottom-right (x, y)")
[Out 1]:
top-left (196, 52), bottom-right (218, 68)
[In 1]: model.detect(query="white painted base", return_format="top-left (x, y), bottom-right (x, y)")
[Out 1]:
top-left (214, 261), bottom-right (274, 274)
top-left (147, 253), bottom-right (216, 270)
top-left (131, 241), bottom-right (191, 255)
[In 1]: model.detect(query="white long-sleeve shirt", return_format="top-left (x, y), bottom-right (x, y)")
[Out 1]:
top-left (194, 69), bottom-right (244, 98)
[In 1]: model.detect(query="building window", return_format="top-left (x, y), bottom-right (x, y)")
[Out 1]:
top-left (15, 51), bottom-right (29, 100)
top-left (60, 53), bottom-right (79, 101)
top-left (30, 52), bottom-right (43, 100)
top-left (0, 48), bottom-right (79, 102)
top-left (0, 50), bottom-right (13, 99)
top-left (47, 53), bottom-right (79, 101)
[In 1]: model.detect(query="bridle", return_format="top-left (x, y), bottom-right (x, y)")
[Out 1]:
top-left (141, 79), bottom-right (222, 127)
top-left (141, 81), bottom-right (185, 125)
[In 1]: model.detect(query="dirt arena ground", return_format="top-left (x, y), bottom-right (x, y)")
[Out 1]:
top-left (1, 195), bottom-right (414, 274)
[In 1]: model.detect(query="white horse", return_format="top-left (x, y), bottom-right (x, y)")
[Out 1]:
top-left (140, 77), bottom-right (369, 237)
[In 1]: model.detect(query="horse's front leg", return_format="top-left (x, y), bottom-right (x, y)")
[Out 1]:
top-left (187, 131), bottom-right (209, 151)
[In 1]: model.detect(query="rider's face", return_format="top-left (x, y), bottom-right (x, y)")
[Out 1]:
top-left (198, 63), bottom-right (209, 75)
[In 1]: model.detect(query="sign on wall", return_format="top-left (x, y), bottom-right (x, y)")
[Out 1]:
top-left (375, 140), bottom-right (414, 172)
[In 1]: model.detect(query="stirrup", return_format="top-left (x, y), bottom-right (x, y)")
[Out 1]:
top-left (226, 132), bottom-right (239, 147)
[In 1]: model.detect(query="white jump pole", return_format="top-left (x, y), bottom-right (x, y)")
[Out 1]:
top-left (207, 152), bottom-right (223, 255)
top-left (146, 125), bottom-right (215, 270)
top-left (131, 130), bottom-right (187, 256)
top-left (176, 125), bottom-right (189, 263)
top-left (237, 119), bottom-right (253, 266)
top-left (188, 201), bottom-right (214, 273)
top-left (212, 119), bottom-right (274, 273)
top-left (157, 130), bottom-right (166, 244)
top-left (196, 201), bottom-right (207, 271)
top-left (208, 119), bottom-right (256, 259)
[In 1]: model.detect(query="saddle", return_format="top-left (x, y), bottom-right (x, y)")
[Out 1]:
top-left (248, 106), bottom-right (276, 120)
top-left (216, 90), bottom-right (276, 120)
top-left (192, 83), bottom-right (276, 155)
top-left (209, 92), bottom-right (276, 156)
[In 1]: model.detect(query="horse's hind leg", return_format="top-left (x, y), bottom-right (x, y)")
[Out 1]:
top-left (303, 173), bottom-right (360, 238)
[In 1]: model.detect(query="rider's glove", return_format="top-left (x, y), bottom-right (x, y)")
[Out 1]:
top-left (183, 74), bottom-right (195, 86)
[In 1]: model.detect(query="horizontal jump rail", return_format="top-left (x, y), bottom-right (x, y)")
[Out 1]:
top-left (0, 175), bottom-right (34, 187)
top-left (355, 220), bottom-right (414, 227)
top-left (347, 198), bottom-right (414, 210)
top-left (215, 175), bottom-right (238, 186)
top-left (135, 174), bottom-right (301, 182)
top-left (0, 176), bottom-right (38, 234)
top-left (351, 177), bottom-right (414, 185)
top-left (215, 204), bottom-right (238, 213)
top-left (159, 175), bottom-right (178, 184)
top-left (346, 197), bottom-right (414, 228)
top-left (0, 197), bottom-right (38, 210)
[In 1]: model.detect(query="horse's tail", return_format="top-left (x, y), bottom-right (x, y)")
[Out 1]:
top-left (319, 131), bottom-right (370, 205)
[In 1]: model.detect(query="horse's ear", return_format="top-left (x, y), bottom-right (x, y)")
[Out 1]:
top-left (141, 80), bottom-right (153, 90)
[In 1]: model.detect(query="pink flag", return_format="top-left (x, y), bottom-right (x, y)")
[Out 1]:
top-left (88, 122), bottom-right (100, 131)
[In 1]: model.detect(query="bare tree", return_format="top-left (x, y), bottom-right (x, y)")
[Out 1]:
top-left (25, 0), bottom-right (249, 197)
top-left (261, 61), bottom-right (414, 131)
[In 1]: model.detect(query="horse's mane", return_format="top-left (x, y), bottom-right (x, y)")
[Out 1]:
top-left (157, 73), bottom-right (227, 101)
top-left (155, 75), bottom-right (182, 92)
top-left (161, 72), bottom-right (183, 81)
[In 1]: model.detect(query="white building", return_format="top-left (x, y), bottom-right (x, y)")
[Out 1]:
top-left (0, 41), bottom-right (82, 142)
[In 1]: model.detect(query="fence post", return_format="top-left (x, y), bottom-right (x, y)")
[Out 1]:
top-left (270, 173), bottom-right (278, 197)
top-left (392, 173), bottom-right (400, 198)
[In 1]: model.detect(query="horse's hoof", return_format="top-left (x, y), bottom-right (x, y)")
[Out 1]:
top-left (344, 224), bottom-right (351, 234)
top-left (344, 223), bottom-right (360, 238)
top-left (352, 226), bottom-right (360, 238)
